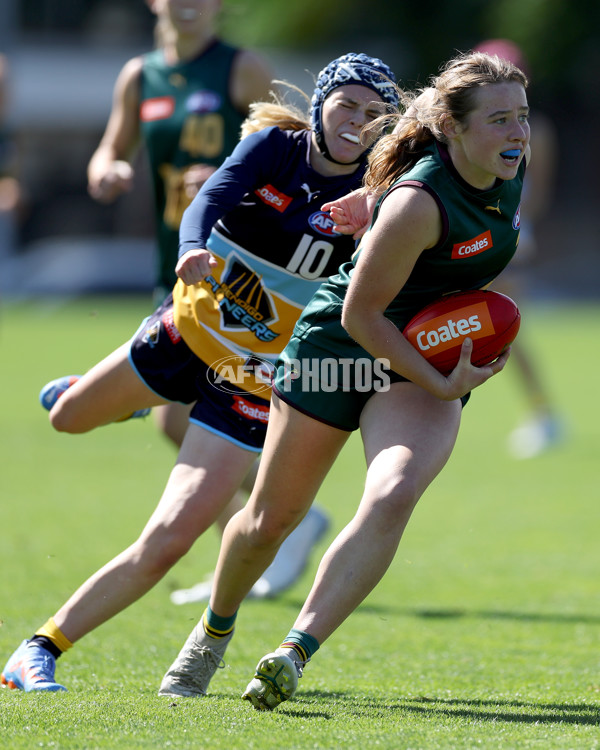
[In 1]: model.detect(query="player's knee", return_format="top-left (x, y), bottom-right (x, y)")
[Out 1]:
top-left (247, 510), bottom-right (297, 550)
top-left (373, 476), bottom-right (421, 525)
top-left (140, 531), bottom-right (195, 575)
top-left (48, 398), bottom-right (86, 433)
top-left (149, 544), bottom-right (189, 574)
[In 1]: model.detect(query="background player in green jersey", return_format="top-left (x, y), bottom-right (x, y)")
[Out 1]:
top-left (85, 0), bottom-right (329, 600)
top-left (182, 50), bottom-right (531, 710)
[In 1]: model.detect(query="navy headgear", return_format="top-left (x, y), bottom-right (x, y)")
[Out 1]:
top-left (310, 52), bottom-right (399, 163)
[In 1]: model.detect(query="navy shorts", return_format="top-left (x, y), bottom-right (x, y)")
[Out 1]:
top-left (128, 295), bottom-right (269, 452)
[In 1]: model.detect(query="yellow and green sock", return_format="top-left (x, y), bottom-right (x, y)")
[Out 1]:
top-left (278, 628), bottom-right (319, 663)
top-left (203, 606), bottom-right (236, 639)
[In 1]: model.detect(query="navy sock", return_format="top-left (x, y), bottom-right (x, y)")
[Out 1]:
top-left (30, 635), bottom-right (62, 659)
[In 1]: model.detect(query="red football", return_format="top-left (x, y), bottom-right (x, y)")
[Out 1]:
top-left (402, 289), bottom-right (520, 375)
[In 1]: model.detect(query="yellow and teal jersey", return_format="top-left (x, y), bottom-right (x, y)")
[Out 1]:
top-left (174, 127), bottom-right (366, 395)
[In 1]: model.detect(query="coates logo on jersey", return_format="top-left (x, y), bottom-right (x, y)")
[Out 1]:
top-left (140, 97), bottom-right (175, 121)
top-left (231, 395), bottom-right (270, 424)
top-left (186, 90), bottom-right (222, 114)
top-left (512, 203), bottom-right (521, 230)
top-left (451, 230), bottom-right (493, 259)
top-left (308, 211), bottom-right (337, 237)
top-left (255, 184), bottom-right (293, 213)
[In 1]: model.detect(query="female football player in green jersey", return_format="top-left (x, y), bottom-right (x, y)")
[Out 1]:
top-left (183, 50), bottom-right (531, 710)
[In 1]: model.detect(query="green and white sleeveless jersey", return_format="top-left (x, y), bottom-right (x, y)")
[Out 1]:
top-left (140, 41), bottom-right (244, 295)
top-left (291, 140), bottom-right (525, 358)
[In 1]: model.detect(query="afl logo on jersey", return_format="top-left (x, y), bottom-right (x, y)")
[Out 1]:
top-left (512, 203), bottom-right (521, 230)
top-left (186, 90), bottom-right (222, 114)
top-left (308, 211), bottom-right (337, 237)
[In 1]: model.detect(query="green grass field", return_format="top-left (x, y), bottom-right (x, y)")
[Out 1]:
top-left (1, 295), bottom-right (599, 749)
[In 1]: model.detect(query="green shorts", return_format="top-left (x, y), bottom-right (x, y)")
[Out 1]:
top-left (272, 335), bottom-right (399, 431)
top-left (272, 335), bottom-right (470, 432)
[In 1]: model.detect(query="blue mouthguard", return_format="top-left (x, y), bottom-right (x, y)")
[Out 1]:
top-left (501, 149), bottom-right (521, 157)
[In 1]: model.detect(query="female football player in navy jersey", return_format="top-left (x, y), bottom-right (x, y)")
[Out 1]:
top-left (185, 50), bottom-right (531, 710)
top-left (0, 53), bottom-right (398, 694)
top-left (84, 0), bottom-right (296, 601)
